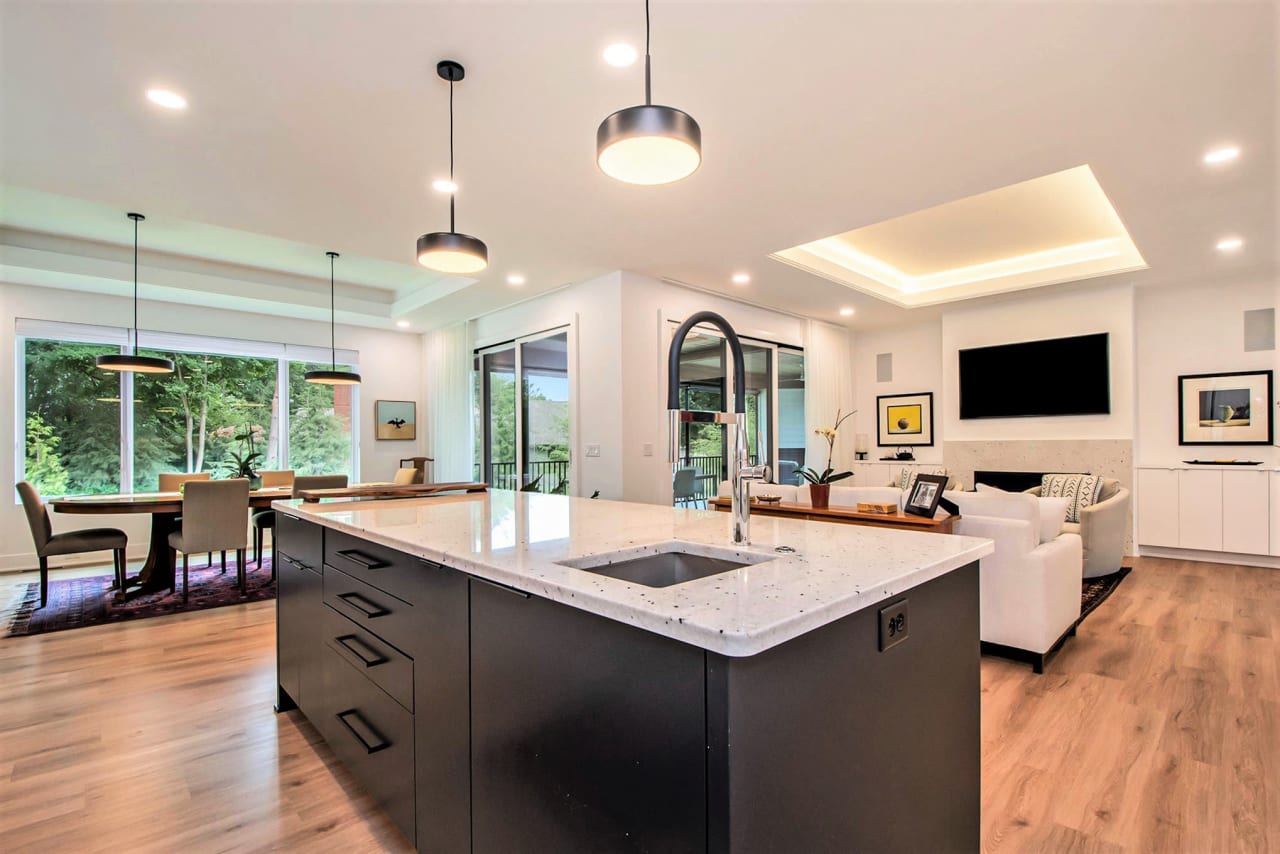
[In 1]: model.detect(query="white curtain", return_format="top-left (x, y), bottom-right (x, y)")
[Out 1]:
top-left (803, 320), bottom-right (857, 473)
top-left (423, 322), bottom-right (474, 482)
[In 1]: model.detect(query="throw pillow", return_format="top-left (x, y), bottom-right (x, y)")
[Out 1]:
top-left (898, 467), bottom-right (949, 493)
top-left (1040, 473), bottom-right (1104, 523)
top-left (1036, 496), bottom-right (1071, 544)
top-left (975, 483), bottom-right (1007, 494)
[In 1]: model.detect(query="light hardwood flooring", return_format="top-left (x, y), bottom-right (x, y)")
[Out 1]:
top-left (1, 556), bottom-right (1276, 852)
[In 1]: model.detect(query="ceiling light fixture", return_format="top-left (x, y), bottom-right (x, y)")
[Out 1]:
top-left (506, 273), bottom-right (526, 286)
top-left (1216, 236), bottom-right (1244, 251)
top-left (1203, 145), bottom-right (1241, 165)
top-left (839, 307), bottom-right (855, 317)
top-left (432, 178), bottom-right (458, 193)
top-left (396, 320), bottom-right (411, 328)
top-left (146, 88), bottom-right (187, 110)
top-left (731, 272), bottom-right (750, 284)
top-left (417, 60), bottom-right (489, 274)
top-left (596, 0), bottom-right (701, 185)
top-left (305, 252), bottom-right (362, 385)
top-left (96, 213), bottom-right (175, 374)
top-left (603, 43), bottom-right (638, 67)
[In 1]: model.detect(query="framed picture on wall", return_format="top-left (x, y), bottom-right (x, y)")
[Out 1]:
top-left (876, 392), bottom-right (935, 447)
top-left (1178, 371), bottom-right (1273, 446)
top-left (375, 400), bottom-right (417, 441)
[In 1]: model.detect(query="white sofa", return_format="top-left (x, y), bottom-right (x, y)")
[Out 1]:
top-left (717, 481), bottom-right (904, 509)
top-left (945, 490), bottom-right (1084, 673)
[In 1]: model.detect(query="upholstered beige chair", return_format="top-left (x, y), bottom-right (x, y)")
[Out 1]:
top-left (393, 467), bottom-right (418, 485)
top-left (157, 471), bottom-right (210, 492)
top-left (18, 481), bottom-right (128, 609)
top-left (168, 479), bottom-right (250, 602)
top-left (250, 470), bottom-right (295, 567)
top-left (293, 474), bottom-right (349, 497)
top-left (1026, 477), bottom-right (1131, 578)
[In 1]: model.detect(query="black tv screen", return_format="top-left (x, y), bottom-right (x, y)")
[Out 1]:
top-left (959, 333), bottom-right (1110, 419)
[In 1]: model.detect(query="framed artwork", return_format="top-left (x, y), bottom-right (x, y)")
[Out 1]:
top-left (904, 473), bottom-right (948, 518)
top-left (876, 392), bottom-right (935, 447)
top-left (1178, 371), bottom-right (1273, 446)
top-left (375, 400), bottom-right (417, 441)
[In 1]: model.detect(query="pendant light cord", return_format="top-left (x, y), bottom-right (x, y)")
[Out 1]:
top-left (644, 0), bottom-right (652, 105)
top-left (329, 252), bottom-right (337, 371)
top-left (449, 78), bottom-right (456, 233)
top-left (132, 214), bottom-right (139, 355)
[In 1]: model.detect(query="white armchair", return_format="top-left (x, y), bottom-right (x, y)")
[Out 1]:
top-left (946, 490), bottom-right (1083, 673)
top-left (1026, 478), bottom-right (1130, 578)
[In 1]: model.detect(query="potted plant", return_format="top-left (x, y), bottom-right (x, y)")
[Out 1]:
top-left (798, 408), bottom-right (855, 509)
top-left (221, 423), bottom-right (265, 490)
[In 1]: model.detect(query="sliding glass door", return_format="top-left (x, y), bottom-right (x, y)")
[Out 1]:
top-left (477, 329), bottom-right (571, 494)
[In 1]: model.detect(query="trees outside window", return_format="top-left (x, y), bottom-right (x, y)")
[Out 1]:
top-left (288, 362), bottom-right (353, 477)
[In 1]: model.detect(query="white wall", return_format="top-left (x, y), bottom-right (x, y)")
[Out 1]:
top-left (851, 319), bottom-right (944, 465)
top-left (1135, 278), bottom-right (1278, 465)
top-left (2, 281), bottom-right (424, 571)
top-left (941, 285), bottom-right (1136, 441)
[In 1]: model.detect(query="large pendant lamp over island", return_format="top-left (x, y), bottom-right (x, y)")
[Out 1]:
top-left (304, 251), bottom-right (362, 386)
top-left (416, 60), bottom-right (488, 275)
top-left (96, 213), bottom-right (175, 374)
top-left (596, 0), bottom-right (702, 185)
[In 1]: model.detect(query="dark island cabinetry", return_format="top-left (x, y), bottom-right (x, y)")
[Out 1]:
top-left (277, 512), bottom-right (981, 853)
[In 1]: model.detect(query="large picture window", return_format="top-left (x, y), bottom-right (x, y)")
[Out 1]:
top-left (17, 323), bottom-right (359, 497)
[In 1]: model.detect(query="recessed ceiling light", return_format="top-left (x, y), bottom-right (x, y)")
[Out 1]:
top-left (603, 43), bottom-right (638, 67)
top-left (506, 273), bottom-right (526, 286)
top-left (1216, 236), bottom-right (1244, 251)
top-left (1203, 145), bottom-right (1241, 165)
top-left (396, 320), bottom-right (411, 328)
top-left (146, 88), bottom-right (187, 110)
top-left (731, 273), bottom-right (750, 284)
top-left (432, 178), bottom-right (458, 193)
top-left (839, 307), bottom-right (855, 316)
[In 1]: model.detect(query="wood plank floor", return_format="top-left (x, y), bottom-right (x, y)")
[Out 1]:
top-left (1, 555), bottom-right (1276, 852)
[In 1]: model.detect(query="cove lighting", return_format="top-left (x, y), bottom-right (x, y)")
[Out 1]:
top-left (603, 43), bottom-right (638, 67)
top-left (1203, 145), bottom-right (1241, 165)
top-left (146, 89), bottom-right (187, 110)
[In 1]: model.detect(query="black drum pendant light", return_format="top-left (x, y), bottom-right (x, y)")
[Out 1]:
top-left (596, 0), bottom-right (702, 185)
top-left (417, 60), bottom-right (488, 274)
top-left (97, 213), bottom-right (175, 374)
top-left (305, 252), bottom-right (362, 385)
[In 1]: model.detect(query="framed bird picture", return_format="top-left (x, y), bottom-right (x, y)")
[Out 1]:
top-left (376, 400), bottom-right (417, 441)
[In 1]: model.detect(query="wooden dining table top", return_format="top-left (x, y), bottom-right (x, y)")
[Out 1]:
top-left (52, 487), bottom-right (294, 515)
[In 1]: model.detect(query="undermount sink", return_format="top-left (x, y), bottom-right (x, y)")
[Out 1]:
top-left (559, 543), bottom-right (772, 588)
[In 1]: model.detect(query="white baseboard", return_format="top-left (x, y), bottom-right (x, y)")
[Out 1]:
top-left (1137, 545), bottom-right (1280, 569)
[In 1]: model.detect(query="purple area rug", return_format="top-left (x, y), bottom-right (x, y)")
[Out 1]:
top-left (5, 557), bottom-right (276, 638)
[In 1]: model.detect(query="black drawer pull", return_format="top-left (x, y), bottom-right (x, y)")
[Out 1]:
top-left (336, 591), bottom-right (390, 618)
top-left (474, 576), bottom-right (531, 598)
top-left (334, 634), bottom-right (389, 668)
top-left (335, 709), bottom-right (390, 754)
top-left (337, 549), bottom-right (389, 570)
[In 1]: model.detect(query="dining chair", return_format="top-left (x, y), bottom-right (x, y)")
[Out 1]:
top-left (673, 466), bottom-right (699, 508)
top-left (249, 470), bottom-right (294, 568)
top-left (168, 479), bottom-right (250, 602)
top-left (159, 472), bottom-right (214, 566)
top-left (393, 467), bottom-right (418, 485)
top-left (293, 474), bottom-right (348, 497)
top-left (251, 474), bottom-right (349, 569)
top-left (18, 481), bottom-right (127, 609)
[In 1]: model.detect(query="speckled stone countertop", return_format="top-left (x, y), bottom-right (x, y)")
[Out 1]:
top-left (277, 490), bottom-right (994, 657)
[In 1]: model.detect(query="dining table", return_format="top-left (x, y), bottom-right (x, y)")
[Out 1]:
top-left (52, 487), bottom-right (294, 599)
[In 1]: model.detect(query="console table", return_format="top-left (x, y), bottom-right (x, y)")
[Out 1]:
top-left (710, 497), bottom-right (957, 534)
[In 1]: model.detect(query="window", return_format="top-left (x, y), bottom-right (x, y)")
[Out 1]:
top-left (777, 348), bottom-right (806, 483)
top-left (16, 322), bottom-right (359, 496)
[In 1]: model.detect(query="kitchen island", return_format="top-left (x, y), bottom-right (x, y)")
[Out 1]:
top-left (274, 490), bottom-right (994, 853)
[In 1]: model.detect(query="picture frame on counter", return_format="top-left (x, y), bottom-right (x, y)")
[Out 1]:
top-left (375, 399), bottom-right (417, 441)
top-left (876, 392), bottom-right (935, 447)
top-left (1177, 370), bottom-right (1273, 446)
top-left (904, 473), bottom-right (948, 518)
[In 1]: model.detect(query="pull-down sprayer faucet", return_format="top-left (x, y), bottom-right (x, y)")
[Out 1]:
top-left (667, 311), bottom-right (770, 545)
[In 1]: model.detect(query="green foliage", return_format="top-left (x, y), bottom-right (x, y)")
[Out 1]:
top-left (288, 363), bottom-right (353, 477)
top-left (24, 414), bottom-right (69, 496)
top-left (797, 466), bottom-right (853, 485)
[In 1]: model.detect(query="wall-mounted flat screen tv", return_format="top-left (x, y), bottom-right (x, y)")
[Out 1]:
top-left (959, 332), bottom-right (1110, 419)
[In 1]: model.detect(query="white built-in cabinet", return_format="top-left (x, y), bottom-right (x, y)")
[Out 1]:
top-left (1137, 466), bottom-right (1275, 557)
top-left (850, 461), bottom-right (940, 488)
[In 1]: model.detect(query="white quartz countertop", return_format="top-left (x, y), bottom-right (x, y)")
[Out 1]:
top-left (277, 491), bottom-right (993, 657)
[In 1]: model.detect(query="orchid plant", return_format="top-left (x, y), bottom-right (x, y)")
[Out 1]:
top-left (220, 422), bottom-right (266, 480)
top-left (797, 408), bottom-right (855, 485)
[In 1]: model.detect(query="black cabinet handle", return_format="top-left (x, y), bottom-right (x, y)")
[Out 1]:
top-left (336, 591), bottom-right (390, 618)
top-left (335, 709), bottom-right (390, 754)
top-left (473, 576), bottom-right (531, 598)
top-left (337, 549), bottom-right (388, 570)
top-left (334, 634), bottom-right (389, 668)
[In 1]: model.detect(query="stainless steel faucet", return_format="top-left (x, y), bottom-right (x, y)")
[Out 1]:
top-left (667, 311), bottom-right (770, 545)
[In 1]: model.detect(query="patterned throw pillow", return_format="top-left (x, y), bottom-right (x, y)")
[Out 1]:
top-left (1040, 474), bottom-right (1103, 523)
top-left (899, 467), bottom-right (949, 494)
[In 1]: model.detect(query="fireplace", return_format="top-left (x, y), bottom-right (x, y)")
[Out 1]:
top-left (972, 470), bottom-right (1061, 492)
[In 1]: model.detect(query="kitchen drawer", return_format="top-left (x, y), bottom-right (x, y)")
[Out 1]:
top-left (325, 528), bottom-right (434, 603)
top-left (319, 644), bottom-right (416, 843)
top-left (276, 551), bottom-right (319, 577)
top-left (324, 565), bottom-right (419, 658)
top-left (323, 604), bottom-right (414, 713)
top-left (276, 513), bottom-right (323, 571)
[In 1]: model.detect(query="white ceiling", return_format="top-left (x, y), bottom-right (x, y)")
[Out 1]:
top-left (1, 0), bottom-right (1275, 331)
